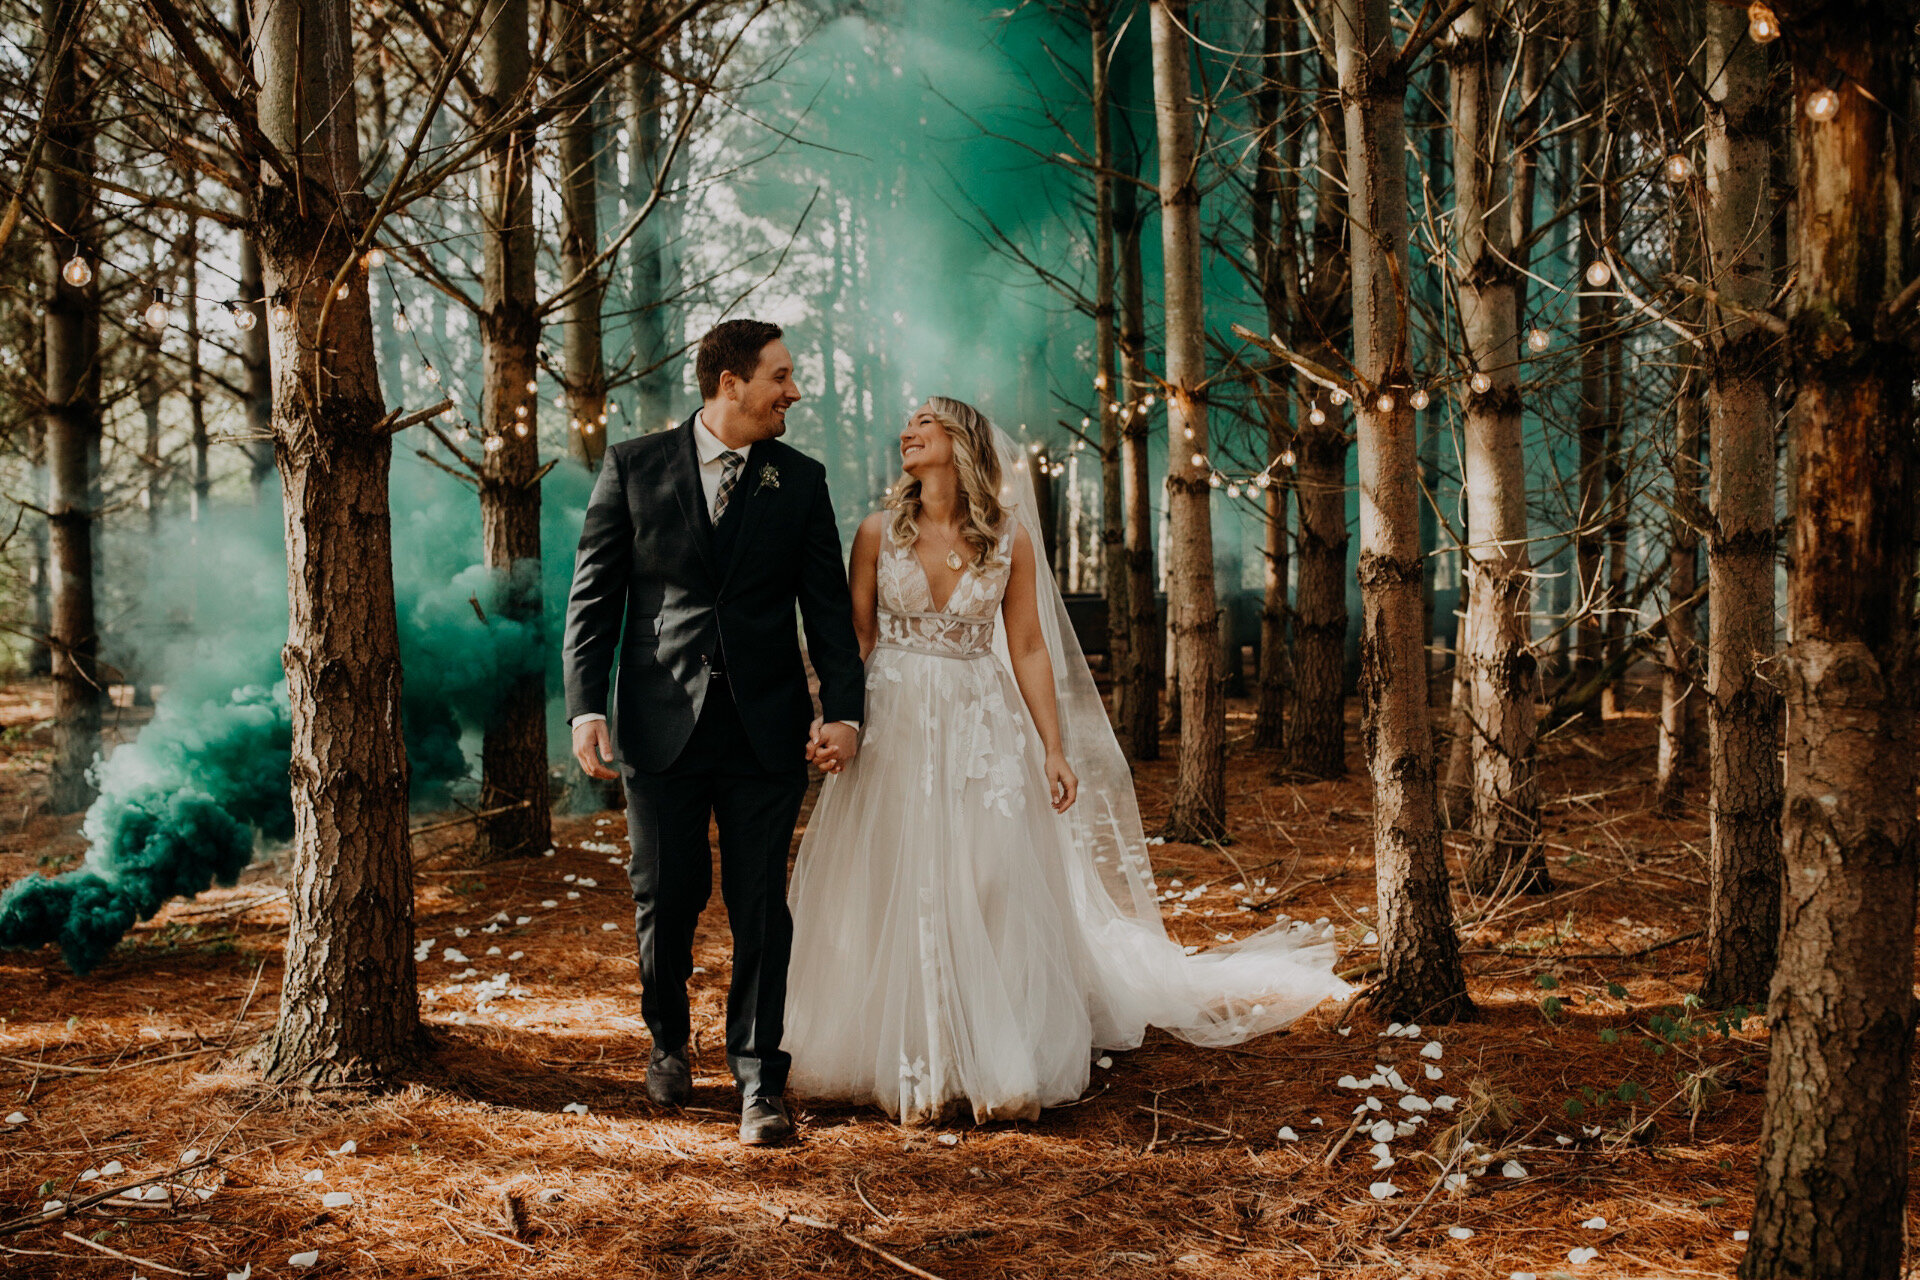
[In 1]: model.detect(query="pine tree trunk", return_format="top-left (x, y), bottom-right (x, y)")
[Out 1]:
top-left (237, 216), bottom-right (276, 500)
top-left (626, 1), bottom-right (671, 433)
top-left (1249, 0), bottom-right (1291, 753)
top-left (27, 422), bottom-right (51, 677)
top-left (1699, 2), bottom-right (1782, 1009)
top-left (248, 0), bottom-right (419, 1084)
top-left (1150, 0), bottom-right (1225, 841)
top-left (1335, 0), bottom-right (1470, 1020)
top-left (42, 0), bottom-right (100, 815)
top-left (469, 0), bottom-right (552, 864)
top-left (1450, 1), bottom-right (1544, 894)
top-left (558, 0), bottom-right (608, 470)
top-left (1742, 9), bottom-right (1916, 1272)
top-left (185, 231), bottom-right (211, 520)
top-left (1571, 12), bottom-right (1609, 719)
top-left (1656, 371), bottom-right (1702, 813)
top-left (1286, 48), bottom-right (1352, 780)
top-left (1089, 0), bottom-right (1130, 724)
top-left (1115, 101), bottom-right (1161, 761)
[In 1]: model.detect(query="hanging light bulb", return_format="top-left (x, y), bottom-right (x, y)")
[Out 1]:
top-left (485, 434), bottom-right (504, 452)
top-left (143, 288), bottom-right (171, 332)
top-left (1207, 472), bottom-right (1223, 489)
top-left (1746, 1), bottom-right (1780, 42)
top-left (583, 421), bottom-right (596, 434)
top-left (1329, 387), bottom-right (1349, 406)
top-left (1806, 87), bottom-right (1841, 121)
top-left (1410, 388), bottom-right (1431, 410)
top-left (1585, 259), bottom-right (1613, 287)
top-left (425, 365), bottom-right (441, 384)
top-left (1279, 447), bottom-right (1296, 467)
top-left (525, 378), bottom-right (538, 394)
top-left (1253, 473), bottom-right (1272, 489)
top-left (394, 311), bottom-right (411, 333)
top-left (1094, 373), bottom-right (1107, 390)
top-left (333, 282), bottom-right (348, 300)
top-left (1375, 391), bottom-right (1396, 413)
top-left (454, 426), bottom-right (471, 442)
top-left (1190, 452), bottom-right (1207, 468)
top-left (515, 404), bottom-right (529, 418)
top-left (1181, 426), bottom-right (1195, 440)
top-left (272, 299), bottom-right (292, 325)
top-left (1143, 393), bottom-right (1156, 407)
top-left (1526, 327), bottom-right (1551, 352)
top-left (1663, 153), bottom-right (1693, 183)
top-left (60, 254), bottom-right (92, 287)
top-left (1226, 483), bottom-right (1242, 498)
top-left (515, 422), bottom-right (528, 437)
top-left (1470, 371), bottom-right (1493, 395)
top-left (1308, 405), bottom-right (1326, 426)
top-left (363, 247), bottom-right (386, 269)
top-left (1029, 441), bottom-right (1043, 454)
top-left (570, 417), bottom-right (581, 430)
top-left (231, 303), bottom-right (257, 332)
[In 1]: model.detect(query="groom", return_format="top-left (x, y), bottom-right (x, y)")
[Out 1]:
top-left (562, 319), bottom-right (864, 1145)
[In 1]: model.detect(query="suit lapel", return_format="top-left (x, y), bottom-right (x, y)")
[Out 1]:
top-left (665, 414), bottom-right (717, 579)
top-left (719, 442), bottom-right (775, 589)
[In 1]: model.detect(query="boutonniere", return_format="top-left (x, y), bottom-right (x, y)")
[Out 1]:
top-left (757, 463), bottom-right (780, 493)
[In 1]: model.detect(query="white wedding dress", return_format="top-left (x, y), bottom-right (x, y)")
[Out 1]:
top-left (785, 431), bottom-right (1350, 1124)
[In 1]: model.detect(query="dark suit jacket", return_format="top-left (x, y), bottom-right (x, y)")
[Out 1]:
top-left (562, 414), bottom-right (865, 774)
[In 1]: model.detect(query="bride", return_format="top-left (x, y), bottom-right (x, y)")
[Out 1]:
top-left (784, 396), bottom-right (1350, 1123)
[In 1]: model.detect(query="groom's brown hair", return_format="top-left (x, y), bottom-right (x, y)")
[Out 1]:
top-left (697, 318), bottom-right (785, 400)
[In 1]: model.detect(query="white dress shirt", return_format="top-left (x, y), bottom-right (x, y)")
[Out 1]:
top-left (571, 410), bottom-right (856, 733)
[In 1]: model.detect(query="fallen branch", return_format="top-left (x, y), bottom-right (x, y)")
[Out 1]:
top-left (757, 1202), bottom-right (952, 1280)
top-left (410, 800), bottom-right (535, 841)
top-left (60, 1230), bottom-right (195, 1275)
top-left (1546, 930), bottom-right (1704, 963)
top-left (0, 1158), bottom-right (215, 1236)
top-left (1322, 1109), bottom-right (1368, 1168)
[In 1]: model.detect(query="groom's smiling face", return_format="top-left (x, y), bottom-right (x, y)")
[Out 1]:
top-left (722, 339), bottom-right (802, 442)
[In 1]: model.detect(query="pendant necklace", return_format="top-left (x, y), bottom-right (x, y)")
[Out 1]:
top-left (945, 547), bottom-right (965, 572)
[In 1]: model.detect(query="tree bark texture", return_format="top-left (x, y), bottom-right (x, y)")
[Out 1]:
top-left (473, 0), bottom-right (553, 864)
top-left (185, 231), bottom-right (211, 520)
top-left (1741, 9), bottom-right (1917, 1276)
top-left (626, 1), bottom-right (672, 433)
top-left (1699, 2), bottom-right (1783, 1009)
top-left (1571, 12), bottom-right (1609, 719)
top-left (1286, 37), bottom-right (1352, 780)
top-left (1335, 0), bottom-right (1470, 1021)
top-left (1149, 0), bottom-right (1225, 841)
top-left (248, 0), bottom-right (419, 1084)
top-left (1115, 89), bottom-right (1161, 762)
top-left (1090, 0), bottom-right (1131, 736)
top-left (1250, 0), bottom-right (1292, 753)
top-left (1449, 0), bottom-right (1544, 894)
top-left (558, 0), bottom-right (608, 470)
top-left (42, 0), bottom-right (101, 815)
top-left (1657, 372), bottom-right (1703, 814)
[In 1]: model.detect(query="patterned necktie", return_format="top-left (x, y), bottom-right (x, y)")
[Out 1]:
top-left (711, 450), bottom-right (745, 523)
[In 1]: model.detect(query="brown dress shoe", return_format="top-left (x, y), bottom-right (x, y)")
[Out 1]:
top-left (739, 1095), bottom-right (795, 1146)
top-left (646, 1047), bottom-right (692, 1107)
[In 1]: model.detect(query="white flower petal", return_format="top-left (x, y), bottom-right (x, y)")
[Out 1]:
top-left (302, 1169), bottom-right (324, 1183)
top-left (1448, 1226), bottom-right (1474, 1240)
top-left (321, 1191), bottom-right (353, 1208)
top-left (1275, 1127), bottom-right (1298, 1142)
top-left (1568, 1246), bottom-right (1599, 1264)
top-left (1420, 1041), bottom-right (1443, 1060)
top-left (1368, 1181), bottom-right (1399, 1199)
top-left (289, 1250), bottom-right (319, 1268)
top-left (1582, 1216), bottom-right (1607, 1229)
top-left (1501, 1160), bottom-right (1527, 1179)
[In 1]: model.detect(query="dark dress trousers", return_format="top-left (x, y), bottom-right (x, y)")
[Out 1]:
top-left (562, 414), bottom-right (864, 1097)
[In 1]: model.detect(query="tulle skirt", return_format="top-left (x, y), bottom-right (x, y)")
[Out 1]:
top-left (784, 643), bottom-right (1350, 1124)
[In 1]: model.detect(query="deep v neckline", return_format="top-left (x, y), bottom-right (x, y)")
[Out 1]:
top-left (906, 540), bottom-right (973, 615)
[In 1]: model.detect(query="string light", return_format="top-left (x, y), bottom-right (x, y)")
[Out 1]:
top-left (1410, 388), bottom-right (1431, 410)
top-left (1182, 426), bottom-right (1194, 440)
top-left (272, 298), bottom-right (292, 325)
top-left (1207, 472), bottom-right (1223, 489)
top-left (1585, 259), bottom-right (1613, 287)
top-left (363, 247), bottom-right (386, 269)
top-left (515, 422), bottom-right (528, 436)
top-left (1470, 371), bottom-right (1493, 395)
top-left (1279, 447), bottom-right (1296, 467)
top-left (484, 435), bottom-right (504, 452)
top-left (335, 282), bottom-right (349, 300)
top-left (1028, 441), bottom-right (1043, 455)
top-left (1226, 483), bottom-right (1242, 498)
top-left (1253, 473), bottom-right (1272, 489)
top-left (1143, 394), bottom-right (1155, 407)
top-left (1329, 388), bottom-right (1349, 406)
top-left (1189, 452), bottom-right (1207, 468)
top-left (425, 365), bottom-right (441, 384)
top-left (1081, 416), bottom-right (1091, 428)
top-left (454, 426), bottom-right (471, 442)
top-left (1806, 87), bottom-right (1841, 121)
top-left (515, 404), bottom-right (529, 418)
top-left (1526, 327), bottom-right (1551, 352)
top-left (143, 287), bottom-right (170, 332)
top-left (394, 311), bottom-right (411, 333)
top-left (1375, 391), bottom-right (1396, 413)
top-left (1308, 404), bottom-right (1326, 426)
top-left (525, 379), bottom-right (538, 394)
top-left (230, 303), bottom-right (257, 332)
top-left (60, 254), bottom-right (92, 287)
top-left (1746, 1), bottom-right (1780, 42)
top-left (1663, 153), bottom-right (1693, 182)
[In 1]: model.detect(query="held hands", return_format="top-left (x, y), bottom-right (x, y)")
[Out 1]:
top-left (806, 718), bottom-right (861, 775)
top-left (1044, 748), bottom-right (1078, 813)
top-left (572, 719), bottom-right (619, 780)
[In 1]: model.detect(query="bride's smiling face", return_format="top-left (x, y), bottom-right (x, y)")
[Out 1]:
top-left (899, 406), bottom-right (954, 476)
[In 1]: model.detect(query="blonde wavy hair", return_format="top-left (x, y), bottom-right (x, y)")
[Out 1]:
top-left (887, 396), bottom-right (1007, 567)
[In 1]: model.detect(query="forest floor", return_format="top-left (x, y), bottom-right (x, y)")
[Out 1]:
top-left (0, 672), bottom-right (1896, 1279)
